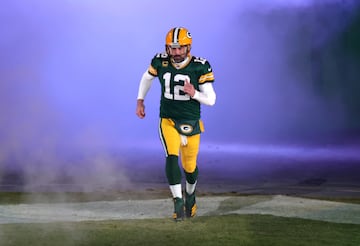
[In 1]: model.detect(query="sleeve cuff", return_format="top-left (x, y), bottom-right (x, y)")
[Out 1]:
top-left (192, 90), bottom-right (200, 99)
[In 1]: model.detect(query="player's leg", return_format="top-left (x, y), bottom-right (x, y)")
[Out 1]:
top-left (159, 118), bottom-right (184, 220)
top-left (180, 133), bottom-right (200, 218)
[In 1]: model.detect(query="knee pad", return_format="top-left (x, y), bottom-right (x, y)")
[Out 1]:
top-left (184, 166), bottom-right (198, 184)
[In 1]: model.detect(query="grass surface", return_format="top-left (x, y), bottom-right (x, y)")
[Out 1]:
top-left (1, 214), bottom-right (360, 246)
top-left (1, 192), bottom-right (360, 245)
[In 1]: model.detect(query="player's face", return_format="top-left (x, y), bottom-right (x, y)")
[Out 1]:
top-left (168, 46), bottom-right (188, 63)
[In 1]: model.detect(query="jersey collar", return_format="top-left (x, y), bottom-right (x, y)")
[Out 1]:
top-left (171, 55), bottom-right (192, 70)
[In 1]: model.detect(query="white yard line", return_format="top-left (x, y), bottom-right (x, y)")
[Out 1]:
top-left (228, 195), bottom-right (360, 224)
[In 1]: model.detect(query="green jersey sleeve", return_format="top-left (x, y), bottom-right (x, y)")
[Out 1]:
top-left (148, 52), bottom-right (169, 77)
top-left (192, 56), bottom-right (215, 84)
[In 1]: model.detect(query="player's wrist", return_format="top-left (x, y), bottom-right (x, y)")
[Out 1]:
top-left (191, 90), bottom-right (199, 99)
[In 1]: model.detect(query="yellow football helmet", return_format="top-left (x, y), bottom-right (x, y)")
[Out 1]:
top-left (165, 27), bottom-right (192, 48)
top-left (165, 27), bottom-right (192, 62)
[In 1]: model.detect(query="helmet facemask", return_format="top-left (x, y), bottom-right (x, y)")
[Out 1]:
top-left (166, 44), bottom-right (191, 63)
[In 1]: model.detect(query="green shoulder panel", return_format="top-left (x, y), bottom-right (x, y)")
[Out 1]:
top-left (191, 56), bottom-right (215, 84)
top-left (150, 52), bottom-right (170, 74)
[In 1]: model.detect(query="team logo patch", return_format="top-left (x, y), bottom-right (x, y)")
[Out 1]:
top-left (179, 124), bottom-right (193, 134)
top-left (162, 61), bottom-right (169, 67)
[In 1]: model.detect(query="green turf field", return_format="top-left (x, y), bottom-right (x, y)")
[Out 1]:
top-left (0, 192), bottom-right (360, 246)
top-left (0, 214), bottom-right (359, 246)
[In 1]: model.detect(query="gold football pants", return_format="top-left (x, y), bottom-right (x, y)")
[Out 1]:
top-left (159, 118), bottom-right (204, 173)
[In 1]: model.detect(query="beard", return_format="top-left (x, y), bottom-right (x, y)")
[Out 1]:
top-left (172, 55), bottom-right (185, 63)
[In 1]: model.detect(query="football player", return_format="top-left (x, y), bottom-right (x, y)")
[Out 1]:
top-left (136, 27), bottom-right (216, 221)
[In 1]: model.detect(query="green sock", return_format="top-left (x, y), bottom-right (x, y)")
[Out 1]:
top-left (166, 155), bottom-right (181, 185)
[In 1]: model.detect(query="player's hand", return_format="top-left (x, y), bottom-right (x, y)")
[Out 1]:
top-left (183, 79), bottom-right (195, 97)
top-left (136, 99), bottom-right (146, 119)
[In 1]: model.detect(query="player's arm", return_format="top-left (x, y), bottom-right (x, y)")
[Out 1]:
top-left (192, 82), bottom-right (216, 106)
top-left (137, 70), bottom-right (155, 100)
top-left (136, 70), bottom-right (156, 119)
top-left (184, 80), bottom-right (216, 106)
top-left (186, 58), bottom-right (216, 106)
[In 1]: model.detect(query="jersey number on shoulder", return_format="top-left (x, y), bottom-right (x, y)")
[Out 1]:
top-left (163, 72), bottom-right (190, 101)
top-left (194, 56), bottom-right (207, 65)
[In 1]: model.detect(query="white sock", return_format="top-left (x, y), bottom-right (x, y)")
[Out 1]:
top-left (169, 184), bottom-right (182, 198)
top-left (186, 181), bottom-right (197, 195)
